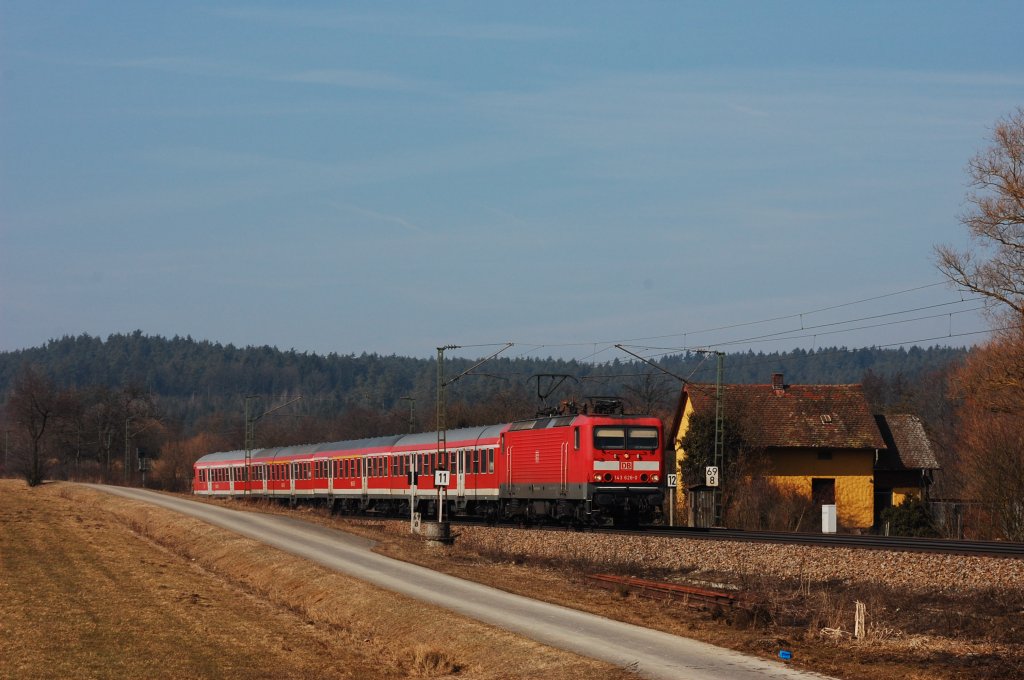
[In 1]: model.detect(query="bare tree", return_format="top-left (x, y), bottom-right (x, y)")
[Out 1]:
top-left (6, 365), bottom-right (67, 486)
top-left (936, 107), bottom-right (1024, 318)
top-left (622, 372), bottom-right (675, 418)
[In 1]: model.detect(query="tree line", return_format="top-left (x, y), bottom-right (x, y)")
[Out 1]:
top-left (0, 334), bottom-right (963, 493)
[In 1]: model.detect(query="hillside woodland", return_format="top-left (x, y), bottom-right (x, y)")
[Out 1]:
top-left (0, 333), bottom-right (964, 498)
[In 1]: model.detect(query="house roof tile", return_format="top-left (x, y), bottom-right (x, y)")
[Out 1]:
top-left (874, 414), bottom-right (940, 470)
top-left (683, 381), bottom-right (886, 450)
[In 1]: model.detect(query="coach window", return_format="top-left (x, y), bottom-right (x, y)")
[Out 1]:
top-left (488, 448), bottom-right (495, 473)
top-left (574, 427), bottom-right (580, 450)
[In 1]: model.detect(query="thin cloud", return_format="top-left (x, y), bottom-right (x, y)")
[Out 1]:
top-left (279, 69), bottom-right (430, 93)
top-left (72, 55), bottom-right (437, 95)
top-left (331, 202), bottom-right (423, 233)
top-left (211, 7), bottom-right (579, 41)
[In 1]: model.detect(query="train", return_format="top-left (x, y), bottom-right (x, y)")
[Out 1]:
top-left (192, 400), bottom-right (665, 526)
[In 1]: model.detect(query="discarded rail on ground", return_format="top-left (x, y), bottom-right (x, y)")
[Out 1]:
top-left (585, 573), bottom-right (741, 610)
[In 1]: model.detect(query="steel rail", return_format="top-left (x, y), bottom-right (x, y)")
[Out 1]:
top-left (612, 525), bottom-right (1024, 558)
top-left (445, 517), bottom-right (1024, 558)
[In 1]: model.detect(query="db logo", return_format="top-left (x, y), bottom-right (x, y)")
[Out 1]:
top-left (620, 461), bottom-right (633, 470)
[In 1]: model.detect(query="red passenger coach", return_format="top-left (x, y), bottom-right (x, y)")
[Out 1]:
top-left (193, 409), bottom-right (664, 525)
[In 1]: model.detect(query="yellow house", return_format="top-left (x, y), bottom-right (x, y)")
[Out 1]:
top-left (671, 373), bottom-right (886, 531)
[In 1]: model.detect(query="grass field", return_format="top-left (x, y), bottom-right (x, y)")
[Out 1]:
top-left (3, 480), bottom-right (1022, 679)
top-left (195, 495), bottom-right (1024, 680)
top-left (0, 480), bottom-right (630, 679)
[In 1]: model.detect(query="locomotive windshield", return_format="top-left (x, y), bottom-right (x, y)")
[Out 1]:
top-left (593, 426), bottom-right (659, 450)
top-left (627, 427), bottom-right (659, 450)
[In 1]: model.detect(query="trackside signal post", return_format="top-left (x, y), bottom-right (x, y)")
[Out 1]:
top-left (434, 342), bottom-right (513, 528)
top-left (615, 345), bottom-right (725, 527)
top-left (244, 395), bottom-right (302, 496)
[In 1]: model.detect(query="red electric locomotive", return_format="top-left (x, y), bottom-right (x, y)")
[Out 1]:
top-left (193, 402), bottom-right (664, 525)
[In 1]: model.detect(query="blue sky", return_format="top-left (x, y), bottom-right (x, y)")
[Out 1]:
top-left (2, 2), bottom-right (1023, 362)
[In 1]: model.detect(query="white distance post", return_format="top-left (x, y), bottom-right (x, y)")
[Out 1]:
top-left (434, 469), bottom-right (451, 522)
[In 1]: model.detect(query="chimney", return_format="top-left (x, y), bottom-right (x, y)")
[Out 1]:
top-left (772, 373), bottom-right (785, 395)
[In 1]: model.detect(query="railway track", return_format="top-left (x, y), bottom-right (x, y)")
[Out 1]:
top-left (627, 526), bottom-right (1024, 558)
top-left (446, 518), bottom-right (1024, 558)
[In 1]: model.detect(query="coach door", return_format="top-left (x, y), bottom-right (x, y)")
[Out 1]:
top-left (361, 457), bottom-right (368, 497)
top-left (456, 448), bottom-right (466, 498)
top-left (560, 442), bottom-right (569, 495)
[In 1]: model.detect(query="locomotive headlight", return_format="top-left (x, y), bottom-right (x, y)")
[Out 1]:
top-left (652, 474), bottom-right (660, 482)
top-left (594, 473), bottom-right (602, 481)
top-left (623, 453), bottom-right (631, 460)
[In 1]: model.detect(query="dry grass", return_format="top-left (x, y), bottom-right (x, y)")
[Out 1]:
top-left (0, 480), bottom-right (632, 680)
top-left (33, 485), bottom-right (1023, 680)
top-left (193, 496), bottom-right (1024, 680)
